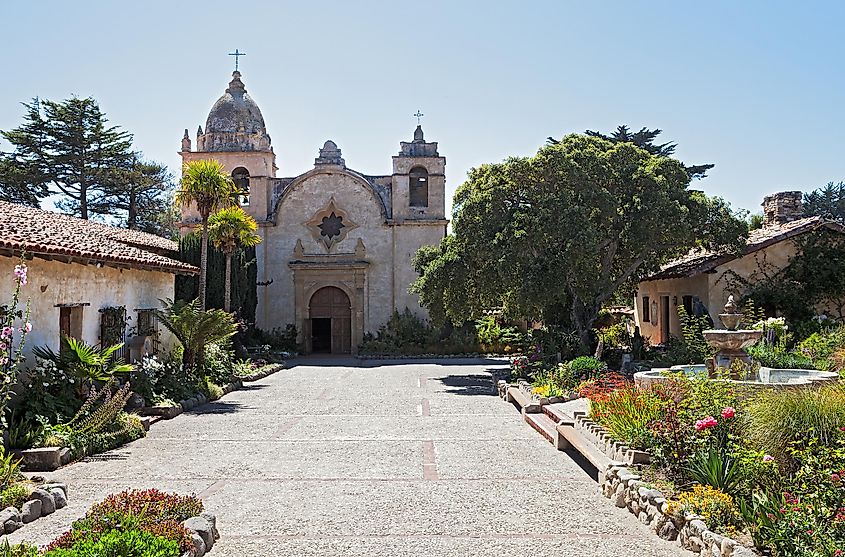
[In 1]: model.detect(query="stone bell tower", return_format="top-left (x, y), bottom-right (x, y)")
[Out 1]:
top-left (179, 71), bottom-right (277, 228)
top-left (391, 125), bottom-right (446, 222)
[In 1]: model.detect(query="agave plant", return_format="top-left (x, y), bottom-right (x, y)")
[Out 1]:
top-left (33, 336), bottom-right (133, 384)
top-left (154, 298), bottom-right (238, 373)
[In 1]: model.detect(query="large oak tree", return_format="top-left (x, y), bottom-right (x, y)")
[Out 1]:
top-left (412, 134), bottom-right (748, 351)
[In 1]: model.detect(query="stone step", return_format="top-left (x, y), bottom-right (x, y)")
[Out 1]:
top-left (556, 421), bottom-right (614, 481)
top-left (507, 386), bottom-right (541, 413)
top-left (542, 403), bottom-right (570, 423)
top-left (523, 412), bottom-right (557, 444)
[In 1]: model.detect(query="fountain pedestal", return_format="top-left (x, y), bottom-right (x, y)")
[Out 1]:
top-left (702, 296), bottom-right (762, 379)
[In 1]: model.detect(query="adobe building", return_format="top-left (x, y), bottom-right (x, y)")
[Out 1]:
top-left (635, 191), bottom-right (843, 343)
top-left (179, 71), bottom-right (448, 354)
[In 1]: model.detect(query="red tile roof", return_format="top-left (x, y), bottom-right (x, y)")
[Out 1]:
top-left (0, 201), bottom-right (198, 275)
top-left (645, 216), bottom-right (843, 281)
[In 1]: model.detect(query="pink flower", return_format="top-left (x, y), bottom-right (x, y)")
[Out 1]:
top-left (832, 473), bottom-right (841, 483)
top-left (763, 454), bottom-right (775, 462)
top-left (721, 406), bottom-right (736, 419)
top-left (13, 264), bottom-right (27, 285)
top-left (0, 327), bottom-right (11, 339)
top-left (694, 416), bottom-right (718, 431)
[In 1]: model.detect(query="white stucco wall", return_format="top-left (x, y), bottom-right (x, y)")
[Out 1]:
top-left (1, 256), bottom-right (177, 364)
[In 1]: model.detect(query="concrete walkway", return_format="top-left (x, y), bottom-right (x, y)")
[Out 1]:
top-left (8, 358), bottom-right (682, 556)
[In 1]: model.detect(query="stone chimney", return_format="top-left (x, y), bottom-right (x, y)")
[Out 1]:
top-left (762, 191), bottom-right (804, 227)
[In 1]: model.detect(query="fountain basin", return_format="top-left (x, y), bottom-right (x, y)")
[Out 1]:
top-left (701, 329), bottom-right (762, 351)
top-left (634, 364), bottom-right (839, 390)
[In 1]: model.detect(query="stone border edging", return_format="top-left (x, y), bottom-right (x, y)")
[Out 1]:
top-left (357, 353), bottom-right (511, 360)
top-left (238, 363), bottom-right (285, 382)
top-left (182, 511), bottom-right (219, 557)
top-left (0, 482), bottom-right (68, 535)
top-left (602, 464), bottom-right (754, 557)
top-left (139, 363), bottom-right (287, 420)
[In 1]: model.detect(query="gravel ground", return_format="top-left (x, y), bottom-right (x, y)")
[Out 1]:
top-left (7, 357), bottom-right (683, 556)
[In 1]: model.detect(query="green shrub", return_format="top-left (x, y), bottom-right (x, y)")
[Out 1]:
top-left (44, 527), bottom-right (181, 557)
top-left (155, 298), bottom-right (238, 373)
top-left (0, 484), bottom-right (30, 510)
top-left (0, 448), bottom-right (23, 491)
top-left (568, 356), bottom-right (607, 380)
top-left (0, 542), bottom-right (39, 557)
top-left (48, 489), bottom-right (202, 555)
top-left (249, 324), bottom-right (299, 352)
top-left (684, 448), bottom-right (743, 494)
top-left (747, 338), bottom-right (815, 369)
top-left (747, 383), bottom-right (845, 467)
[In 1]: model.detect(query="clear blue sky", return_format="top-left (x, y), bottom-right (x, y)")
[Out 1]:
top-left (2, 1), bottom-right (843, 215)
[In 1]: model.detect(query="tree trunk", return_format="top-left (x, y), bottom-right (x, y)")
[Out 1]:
top-left (571, 298), bottom-right (598, 355)
top-left (80, 184), bottom-right (88, 220)
top-left (199, 219), bottom-right (209, 310)
top-left (128, 187), bottom-right (137, 229)
top-left (224, 252), bottom-right (232, 313)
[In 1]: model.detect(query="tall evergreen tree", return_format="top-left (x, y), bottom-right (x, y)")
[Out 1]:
top-left (0, 96), bottom-right (133, 219)
top-left (582, 125), bottom-right (715, 180)
top-left (99, 153), bottom-right (177, 236)
top-left (803, 181), bottom-right (845, 223)
top-left (0, 98), bottom-right (49, 207)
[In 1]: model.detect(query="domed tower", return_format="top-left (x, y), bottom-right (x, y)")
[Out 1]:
top-left (179, 71), bottom-right (277, 227)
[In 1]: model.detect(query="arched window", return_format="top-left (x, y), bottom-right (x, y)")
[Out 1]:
top-left (232, 167), bottom-right (250, 206)
top-left (409, 166), bottom-right (428, 208)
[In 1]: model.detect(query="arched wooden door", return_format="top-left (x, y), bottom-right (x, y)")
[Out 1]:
top-left (308, 286), bottom-right (352, 354)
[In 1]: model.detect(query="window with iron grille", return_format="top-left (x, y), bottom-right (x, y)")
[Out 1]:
top-left (136, 309), bottom-right (160, 355)
top-left (99, 306), bottom-right (128, 362)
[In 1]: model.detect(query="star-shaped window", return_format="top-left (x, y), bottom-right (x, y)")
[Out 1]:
top-left (318, 212), bottom-right (345, 239)
top-left (304, 198), bottom-right (358, 251)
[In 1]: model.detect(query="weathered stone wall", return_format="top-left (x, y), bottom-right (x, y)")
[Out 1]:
top-left (258, 169), bottom-right (393, 334)
top-left (0, 256), bottom-right (177, 363)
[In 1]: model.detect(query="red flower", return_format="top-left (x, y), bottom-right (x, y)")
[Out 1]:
top-left (694, 416), bottom-right (718, 431)
top-left (832, 473), bottom-right (841, 483)
top-left (721, 406), bottom-right (736, 419)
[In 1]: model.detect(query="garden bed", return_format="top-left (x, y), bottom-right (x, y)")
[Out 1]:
top-left (0, 482), bottom-right (68, 535)
top-left (4, 489), bottom-right (218, 556)
top-left (601, 464), bottom-right (754, 556)
top-left (137, 363), bottom-right (286, 422)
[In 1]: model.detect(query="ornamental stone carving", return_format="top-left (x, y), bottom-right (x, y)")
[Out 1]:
top-left (304, 197), bottom-right (358, 251)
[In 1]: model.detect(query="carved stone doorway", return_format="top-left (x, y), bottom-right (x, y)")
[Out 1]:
top-left (308, 286), bottom-right (352, 354)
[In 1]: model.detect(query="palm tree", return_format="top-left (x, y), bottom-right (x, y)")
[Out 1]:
top-left (208, 206), bottom-right (263, 312)
top-left (176, 160), bottom-right (237, 309)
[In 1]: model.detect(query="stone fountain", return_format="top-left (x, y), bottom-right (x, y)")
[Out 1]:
top-left (702, 296), bottom-right (762, 379)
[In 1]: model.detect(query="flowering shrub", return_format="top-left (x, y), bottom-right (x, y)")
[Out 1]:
top-left (47, 489), bottom-right (203, 555)
top-left (0, 257), bottom-right (33, 424)
top-left (668, 484), bottom-right (740, 531)
top-left (131, 355), bottom-right (195, 406)
top-left (583, 375), bottom-right (662, 449)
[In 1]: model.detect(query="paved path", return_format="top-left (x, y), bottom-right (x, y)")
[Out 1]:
top-left (9, 358), bottom-right (682, 556)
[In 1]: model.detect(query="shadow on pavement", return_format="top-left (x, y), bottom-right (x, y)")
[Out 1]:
top-left (433, 373), bottom-right (497, 396)
top-left (188, 400), bottom-right (251, 415)
top-left (286, 355), bottom-right (510, 368)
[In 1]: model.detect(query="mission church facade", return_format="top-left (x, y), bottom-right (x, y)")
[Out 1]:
top-left (179, 71), bottom-right (447, 354)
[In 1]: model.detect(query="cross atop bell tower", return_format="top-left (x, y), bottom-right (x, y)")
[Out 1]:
top-left (228, 49), bottom-right (246, 71)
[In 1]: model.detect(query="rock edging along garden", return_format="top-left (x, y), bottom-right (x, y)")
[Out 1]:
top-left (601, 464), bottom-right (754, 557)
top-left (0, 482), bottom-right (68, 535)
top-left (357, 353), bottom-right (511, 360)
top-left (182, 512), bottom-right (219, 557)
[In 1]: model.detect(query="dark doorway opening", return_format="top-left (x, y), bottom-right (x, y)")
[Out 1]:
top-left (312, 318), bottom-right (332, 353)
